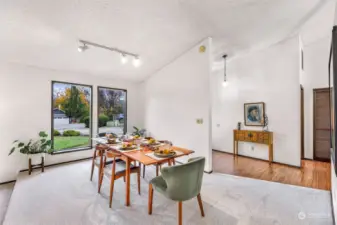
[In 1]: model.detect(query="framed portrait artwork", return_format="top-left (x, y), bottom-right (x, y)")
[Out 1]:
top-left (244, 102), bottom-right (265, 126)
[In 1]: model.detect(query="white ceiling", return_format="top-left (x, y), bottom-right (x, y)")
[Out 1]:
top-left (0, 0), bottom-right (334, 82)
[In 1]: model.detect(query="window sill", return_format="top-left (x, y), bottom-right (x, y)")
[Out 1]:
top-left (51, 146), bottom-right (93, 155)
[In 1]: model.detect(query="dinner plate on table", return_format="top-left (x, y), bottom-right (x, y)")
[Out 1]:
top-left (154, 151), bottom-right (176, 158)
top-left (119, 146), bottom-right (137, 151)
top-left (107, 139), bottom-right (121, 144)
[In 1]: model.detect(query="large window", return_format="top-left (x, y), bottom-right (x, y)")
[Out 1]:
top-left (51, 81), bottom-right (92, 153)
top-left (97, 87), bottom-right (127, 136)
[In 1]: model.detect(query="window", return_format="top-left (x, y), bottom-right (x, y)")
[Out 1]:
top-left (97, 87), bottom-right (127, 136)
top-left (51, 81), bottom-right (93, 153)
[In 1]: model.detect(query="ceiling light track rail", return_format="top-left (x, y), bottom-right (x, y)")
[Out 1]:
top-left (79, 39), bottom-right (138, 57)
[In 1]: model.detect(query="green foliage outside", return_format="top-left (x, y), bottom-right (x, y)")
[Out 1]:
top-left (83, 116), bottom-right (90, 128)
top-left (63, 130), bottom-right (80, 137)
top-left (98, 114), bottom-right (109, 127)
top-left (53, 136), bottom-right (89, 151)
top-left (83, 114), bottom-right (108, 128)
top-left (79, 109), bottom-right (90, 123)
top-left (98, 88), bottom-right (124, 120)
top-left (53, 129), bottom-right (61, 136)
top-left (61, 86), bottom-right (89, 122)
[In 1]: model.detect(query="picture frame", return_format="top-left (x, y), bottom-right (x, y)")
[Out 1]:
top-left (244, 102), bottom-right (265, 126)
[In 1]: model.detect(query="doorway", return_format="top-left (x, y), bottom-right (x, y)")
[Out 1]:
top-left (301, 85), bottom-right (304, 159)
top-left (313, 88), bottom-right (331, 161)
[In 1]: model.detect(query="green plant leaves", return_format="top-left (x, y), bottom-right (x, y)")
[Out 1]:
top-left (9, 131), bottom-right (52, 156)
top-left (8, 147), bottom-right (15, 155)
top-left (39, 131), bottom-right (48, 138)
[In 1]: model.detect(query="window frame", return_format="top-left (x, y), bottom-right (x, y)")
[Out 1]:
top-left (51, 81), bottom-right (93, 155)
top-left (97, 86), bottom-right (127, 136)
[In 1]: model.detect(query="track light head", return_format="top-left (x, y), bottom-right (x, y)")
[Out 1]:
top-left (121, 54), bottom-right (128, 64)
top-left (78, 43), bottom-right (88, 52)
top-left (133, 56), bottom-right (141, 67)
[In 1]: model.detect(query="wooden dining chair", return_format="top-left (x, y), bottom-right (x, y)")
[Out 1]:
top-left (148, 157), bottom-right (205, 225)
top-left (90, 132), bottom-right (117, 181)
top-left (98, 151), bottom-right (141, 208)
top-left (90, 144), bottom-right (108, 191)
top-left (90, 133), bottom-right (118, 190)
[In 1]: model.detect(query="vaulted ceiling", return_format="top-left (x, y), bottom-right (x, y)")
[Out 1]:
top-left (0, 0), bottom-right (334, 81)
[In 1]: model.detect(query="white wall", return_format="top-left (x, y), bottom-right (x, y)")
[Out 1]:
top-left (302, 36), bottom-right (331, 159)
top-left (298, 0), bottom-right (335, 159)
top-left (212, 36), bottom-right (301, 167)
top-left (0, 63), bottom-right (143, 183)
top-left (143, 38), bottom-right (213, 172)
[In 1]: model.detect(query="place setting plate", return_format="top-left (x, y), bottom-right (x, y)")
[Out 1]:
top-left (154, 150), bottom-right (176, 158)
top-left (107, 139), bottom-right (121, 145)
top-left (118, 144), bottom-right (138, 151)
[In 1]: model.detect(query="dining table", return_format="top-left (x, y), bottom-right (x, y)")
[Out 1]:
top-left (92, 137), bottom-right (195, 206)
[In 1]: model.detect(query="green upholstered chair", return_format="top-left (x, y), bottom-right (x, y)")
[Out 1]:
top-left (148, 157), bottom-right (205, 225)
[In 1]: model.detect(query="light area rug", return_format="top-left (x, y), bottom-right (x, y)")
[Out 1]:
top-left (2, 160), bottom-right (333, 225)
top-left (0, 182), bottom-right (14, 224)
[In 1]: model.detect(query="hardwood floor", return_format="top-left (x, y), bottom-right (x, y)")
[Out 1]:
top-left (212, 150), bottom-right (331, 190)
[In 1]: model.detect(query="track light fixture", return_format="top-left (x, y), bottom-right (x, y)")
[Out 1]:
top-left (77, 39), bottom-right (141, 67)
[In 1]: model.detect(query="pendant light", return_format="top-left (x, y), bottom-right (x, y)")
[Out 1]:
top-left (222, 54), bottom-right (228, 87)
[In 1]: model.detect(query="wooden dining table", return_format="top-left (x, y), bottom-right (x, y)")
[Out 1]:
top-left (93, 138), bottom-right (194, 206)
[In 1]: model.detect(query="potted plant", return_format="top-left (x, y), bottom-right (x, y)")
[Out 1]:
top-left (9, 131), bottom-right (52, 174)
top-left (132, 126), bottom-right (146, 137)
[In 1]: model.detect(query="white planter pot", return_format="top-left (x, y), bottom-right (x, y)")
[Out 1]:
top-left (28, 153), bottom-right (45, 165)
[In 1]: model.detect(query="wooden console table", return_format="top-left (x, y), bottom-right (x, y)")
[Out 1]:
top-left (233, 130), bottom-right (274, 163)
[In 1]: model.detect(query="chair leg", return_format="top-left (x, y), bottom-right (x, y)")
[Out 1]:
top-left (148, 183), bottom-right (153, 215)
top-left (178, 202), bottom-right (182, 225)
top-left (109, 159), bottom-right (116, 208)
top-left (143, 164), bottom-right (146, 178)
top-left (156, 165), bottom-right (159, 177)
top-left (98, 155), bottom-right (106, 193)
top-left (98, 163), bottom-right (105, 193)
top-left (197, 194), bottom-right (205, 217)
top-left (98, 170), bottom-right (103, 193)
top-left (97, 154), bottom-right (104, 193)
top-left (137, 168), bottom-right (141, 195)
top-left (172, 159), bottom-right (176, 165)
top-left (90, 151), bottom-right (96, 181)
top-left (109, 174), bottom-right (115, 208)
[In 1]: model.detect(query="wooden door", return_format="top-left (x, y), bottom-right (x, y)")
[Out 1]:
top-left (313, 88), bottom-right (331, 161)
top-left (301, 85), bottom-right (304, 159)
